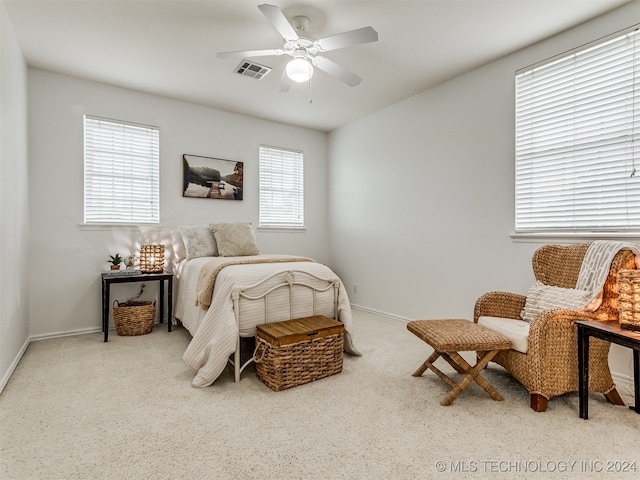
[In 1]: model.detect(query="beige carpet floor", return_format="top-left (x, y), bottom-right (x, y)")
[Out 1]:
top-left (1, 310), bottom-right (639, 480)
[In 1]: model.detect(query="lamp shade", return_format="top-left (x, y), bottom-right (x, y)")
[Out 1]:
top-left (139, 244), bottom-right (165, 273)
top-left (286, 58), bottom-right (313, 83)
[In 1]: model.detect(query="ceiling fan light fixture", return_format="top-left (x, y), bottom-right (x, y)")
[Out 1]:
top-left (286, 57), bottom-right (313, 83)
top-left (217, 4), bottom-right (378, 90)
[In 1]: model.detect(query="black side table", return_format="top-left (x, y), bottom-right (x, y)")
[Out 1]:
top-left (101, 272), bottom-right (173, 342)
top-left (577, 320), bottom-right (640, 419)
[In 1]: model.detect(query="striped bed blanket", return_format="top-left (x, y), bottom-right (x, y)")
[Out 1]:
top-left (181, 256), bottom-right (360, 387)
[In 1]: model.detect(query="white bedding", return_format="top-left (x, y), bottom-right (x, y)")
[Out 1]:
top-left (176, 256), bottom-right (360, 387)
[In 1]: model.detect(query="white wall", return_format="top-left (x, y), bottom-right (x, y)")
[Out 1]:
top-left (27, 69), bottom-right (328, 337)
top-left (328, 1), bottom-right (640, 386)
top-left (0, 1), bottom-right (29, 389)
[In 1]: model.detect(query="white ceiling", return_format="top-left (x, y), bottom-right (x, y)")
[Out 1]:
top-left (4, 0), bottom-right (634, 132)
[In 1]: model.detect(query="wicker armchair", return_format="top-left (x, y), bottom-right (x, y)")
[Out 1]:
top-left (474, 243), bottom-right (635, 412)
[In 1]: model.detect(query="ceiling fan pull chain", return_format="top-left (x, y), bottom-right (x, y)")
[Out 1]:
top-left (308, 78), bottom-right (313, 104)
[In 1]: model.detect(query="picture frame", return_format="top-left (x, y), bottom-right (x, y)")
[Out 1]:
top-left (182, 154), bottom-right (243, 200)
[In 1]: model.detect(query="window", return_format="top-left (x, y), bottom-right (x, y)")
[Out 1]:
top-left (259, 145), bottom-right (304, 229)
top-left (84, 115), bottom-right (160, 224)
top-left (515, 26), bottom-right (639, 234)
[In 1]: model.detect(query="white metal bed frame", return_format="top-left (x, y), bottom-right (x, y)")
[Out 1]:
top-left (230, 269), bottom-right (340, 382)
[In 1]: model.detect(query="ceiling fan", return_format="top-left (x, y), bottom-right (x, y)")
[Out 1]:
top-left (217, 4), bottom-right (378, 92)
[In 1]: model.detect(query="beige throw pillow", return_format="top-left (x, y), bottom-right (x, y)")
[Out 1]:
top-left (521, 281), bottom-right (592, 323)
top-left (211, 222), bottom-right (259, 257)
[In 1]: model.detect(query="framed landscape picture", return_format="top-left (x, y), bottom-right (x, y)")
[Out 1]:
top-left (182, 154), bottom-right (243, 200)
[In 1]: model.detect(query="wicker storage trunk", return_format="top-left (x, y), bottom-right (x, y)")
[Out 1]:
top-left (113, 300), bottom-right (156, 336)
top-left (617, 269), bottom-right (640, 331)
top-left (254, 315), bottom-right (344, 391)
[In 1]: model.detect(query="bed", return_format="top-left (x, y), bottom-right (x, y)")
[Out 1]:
top-left (172, 223), bottom-right (360, 387)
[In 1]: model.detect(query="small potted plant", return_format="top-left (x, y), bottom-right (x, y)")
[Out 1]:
top-left (108, 253), bottom-right (123, 270)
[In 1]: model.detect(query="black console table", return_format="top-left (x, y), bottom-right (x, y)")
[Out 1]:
top-left (577, 320), bottom-right (640, 419)
top-left (101, 272), bottom-right (173, 342)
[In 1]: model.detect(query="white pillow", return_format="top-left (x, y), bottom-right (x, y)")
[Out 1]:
top-left (211, 222), bottom-right (259, 257)
top-left (179, 225), bottom-right (218, 261)
top-left (521, 281), bottom-right (592, 323)
top-left (170, 229), bottom-right (187, 263)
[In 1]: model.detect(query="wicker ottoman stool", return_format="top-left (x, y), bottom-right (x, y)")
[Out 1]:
top-left (407, 319), bottom-right (512, 406)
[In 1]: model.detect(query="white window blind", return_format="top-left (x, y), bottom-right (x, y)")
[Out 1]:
top-left (515, 26), bottom-right (640, 234)
top-left (84, 115), bottom-right (160, 224)
top-left (259, 145), bottom-right (304, 229)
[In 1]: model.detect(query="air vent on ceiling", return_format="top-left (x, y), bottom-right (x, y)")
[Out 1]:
top-left (234, 60), bottom-right (271, 80)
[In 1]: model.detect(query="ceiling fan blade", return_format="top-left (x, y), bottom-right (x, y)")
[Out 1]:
top-left (217, 48), bottom-right (284, 59)
top-left (317, 26), bottom-right (378, 52)
top-left (277, 70), bottom-right (291, 93)
top-left (258, 4), bottom-right (299, 41)
top-left (313, 56), bottom-right (362, 87)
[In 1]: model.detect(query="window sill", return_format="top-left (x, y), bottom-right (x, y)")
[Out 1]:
top-left (78, 223), bottom-right (162, 231)
top-left (511, 232), bottom-right (640, 243)
top-left (257, 227), bottom-right (306, 233)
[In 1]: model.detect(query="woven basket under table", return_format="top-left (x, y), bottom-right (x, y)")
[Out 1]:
top-left (113, 300), bottom-right (156, 336)
top-left (254, 316), bottom-right (344, 391)
top-left (617, 269), bottom-right (640, 331)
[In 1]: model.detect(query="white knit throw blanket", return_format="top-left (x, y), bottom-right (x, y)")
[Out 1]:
top-left (576, 241), bottom-right (640, 311)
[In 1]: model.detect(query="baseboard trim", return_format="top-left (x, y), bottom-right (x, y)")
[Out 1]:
top-left (29, 326), bottom-right (103, 342)
top-left (0, 337), bottom-right (30, 394)
top-left (29, 320), bottom-right (171, 343)
top-left (351, 304), bottom-right (413, 323)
